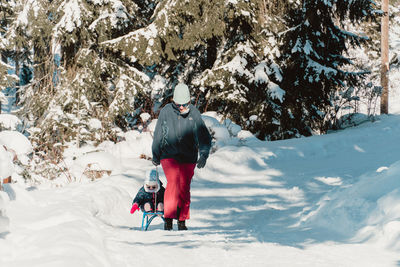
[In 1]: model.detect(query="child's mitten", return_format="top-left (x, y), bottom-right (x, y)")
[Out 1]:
top-left (130, 203), bottom-right (139, 214)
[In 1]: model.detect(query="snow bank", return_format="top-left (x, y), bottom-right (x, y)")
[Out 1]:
top-left (0, 194), bottom-right (10, 234)
top-left (0, 130), bottom-right (33, 165)
top-left (202, 111), bottom-right (242, 148)
top-left (0, 114), bottom-right (22, 131)
top-left (0, 147), bottom-right (12, 234)
top-left (354, 161), bottom-right (400, 250)
top-left (69, 151), bottom-right (121, 181)
top-left (0, 191), bottom-right (9, 233)
top-left (96, 113), bottom-right (244, 161)
top-left (63, 110), bottom-right (245, 183)
top-left (0, 145), bottom-right (14, 179)
top-left (0, 131), bottom-right (32, 234)
top-left (300, 159), bottom-right (400, 250)
top-left (0, 178), bottom-right (133, 266)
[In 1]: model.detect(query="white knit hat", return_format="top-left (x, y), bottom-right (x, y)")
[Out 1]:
top-left (173, 83), bottom-right (190, 104)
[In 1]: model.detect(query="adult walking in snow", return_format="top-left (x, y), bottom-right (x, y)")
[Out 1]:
top-left (152, 83), bottom-right (212, 231)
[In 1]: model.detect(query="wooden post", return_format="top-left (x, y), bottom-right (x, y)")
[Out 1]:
top-left (380, 0), bottom-right (389, 114)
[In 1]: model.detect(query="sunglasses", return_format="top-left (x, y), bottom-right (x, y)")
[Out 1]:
top-left (175, 102), bottom-right (189, 108)
top-left (146, 185), bottom-right (157, 190)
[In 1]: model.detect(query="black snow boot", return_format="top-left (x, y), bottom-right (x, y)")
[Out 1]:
top-left (177, 220), bottom-right (187, 231)
top-left (164, 218), bottom-right (173, 230)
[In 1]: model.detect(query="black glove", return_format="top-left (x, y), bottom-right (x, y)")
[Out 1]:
top-left (152, 159), bottom-right (160, 166)
top-left (197, 155), bottom-right (207, 169)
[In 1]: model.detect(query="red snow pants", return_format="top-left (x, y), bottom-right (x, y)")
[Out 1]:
top-left (161, 158), bottom-right (196, 221)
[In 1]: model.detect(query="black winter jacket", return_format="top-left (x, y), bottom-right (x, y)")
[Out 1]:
top-left (152, 103), bottom-right (212, 163)
top-left (132, 185), bottom-right (165, 211)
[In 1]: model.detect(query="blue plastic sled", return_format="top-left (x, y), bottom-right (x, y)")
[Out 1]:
top-left (141, 211), bottom-right (165, 231)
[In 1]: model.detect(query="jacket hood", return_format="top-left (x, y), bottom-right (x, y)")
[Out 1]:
top-left (144, 169), bottom-right (160, 193)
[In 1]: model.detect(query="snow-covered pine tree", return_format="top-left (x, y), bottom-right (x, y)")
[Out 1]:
top-left (49, 0), bottom-right (154, 131)
top-left (277, 0), bottom-right (376, 137)
top-left (0, 0), bottom-right (19, 92)
top-left (102, 0), bottom-right (227, 104)
top-left (0, 0), bottom-right (145, 178)
top-left (102, 0), bottom-right (285, 140)
top-left (194, 0), bottom-right (285, 140)
top-left (321, 2), bottom-right (400, 127)
top-left (332, 13), bottom-right (381, 124)
top-left (10, 0), bottom-right (153, 163)
top-left (2, 0), bottom-right (46, 119)
top-left (387, 4), bottom-right (400, 113)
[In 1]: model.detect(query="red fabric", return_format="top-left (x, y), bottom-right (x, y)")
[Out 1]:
top-left (130, 203), bottom-right (139, 214)
top-left (161, 158), bottom-right (196, 220)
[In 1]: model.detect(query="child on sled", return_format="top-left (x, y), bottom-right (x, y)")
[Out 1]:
top-left (130, 169), bottom-right (165, 214)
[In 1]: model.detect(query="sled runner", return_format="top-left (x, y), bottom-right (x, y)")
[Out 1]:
top-left (141, 211), bottom-right (165, 231)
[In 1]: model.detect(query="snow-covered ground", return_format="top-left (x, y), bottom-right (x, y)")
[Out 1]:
top-left (1, 109), bottom-right (400, 266)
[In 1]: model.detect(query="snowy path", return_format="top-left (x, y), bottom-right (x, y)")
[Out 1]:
top-left (2, 116), bottom-right (400, 266)
top-left (2, 173), bottom-right (395, 267)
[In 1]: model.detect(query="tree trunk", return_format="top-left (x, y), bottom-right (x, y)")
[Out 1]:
top-left (380, 0), bottom-right (389, 114)
top-left (15, 57), bottom-right (20, 105)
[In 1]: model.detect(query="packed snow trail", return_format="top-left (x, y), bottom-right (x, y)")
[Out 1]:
top-left (2, 115), bottom-right (400, 266)
top-left (1, 173), bottom-right (394, 267)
